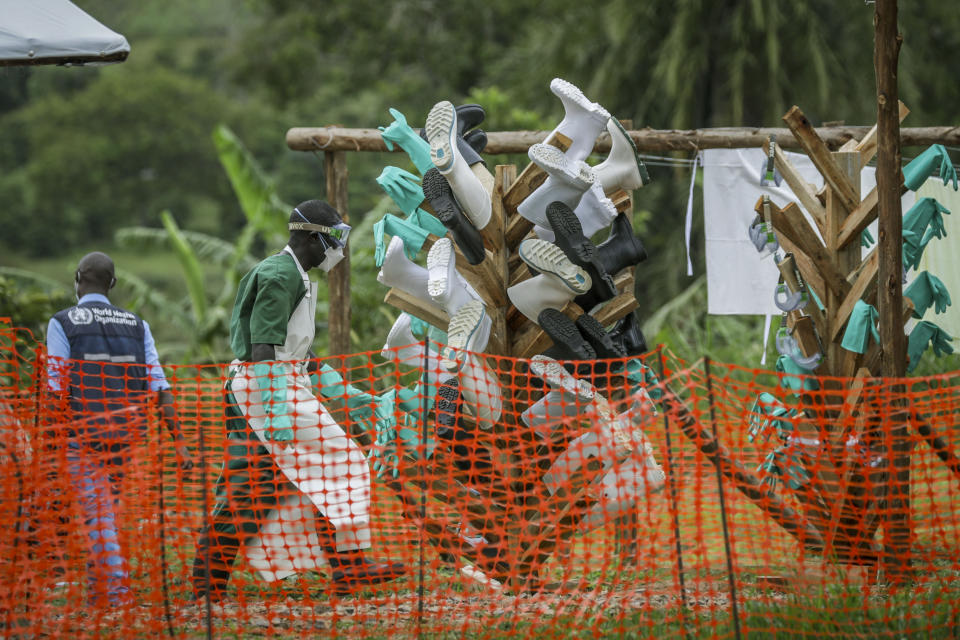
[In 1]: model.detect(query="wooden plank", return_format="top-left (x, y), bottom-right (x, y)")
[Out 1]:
top-left (772, 144), bottom-right (828, 236)
top-left (325, 150), bottom-right (351, 356)
top-left (782, 106), bottom-right (860, 214)
top-left (831, 249), bottom-right (878, 344)
top-left (768, 201), bottom-right (850, 300)
top-left (503, 133), bottom-right (571, 249)
top-left (473, 163), bottom-right (501, 252)
top-left (384, 287), bottom-right (449, 330)
top-left (285, 124), bottom-right (960, 155)
top-left (836, 181), bottom-right (908, 249)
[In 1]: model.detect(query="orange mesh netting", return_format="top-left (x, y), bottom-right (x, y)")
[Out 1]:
top-left (2, 319), bottom-right (960, 638)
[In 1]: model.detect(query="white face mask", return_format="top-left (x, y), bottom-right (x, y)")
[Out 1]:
top-left (318, 246), bottom-right (345, 272)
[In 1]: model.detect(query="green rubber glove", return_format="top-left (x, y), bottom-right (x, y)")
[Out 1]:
top-left (370, 389), bottom-right (400, 479)
top-left (758, 447), bottom-right (810, 490)
top-left (252, 362), bottom-right (294, 442)
top-left (902, 228), bottom-right (937, 271)
top-left (905, 271), bottom-right (952, 318)
top-left (407, 208), bottom-right (448, 238)
top-left (841, 300), bottom-right (880, 354)
top-left (623, 358), bottom-right (662, 400)
top-left (378, 107), bottom-right (434, 176)
top-left (747, 392), bottom-right (795, 444)
top-left (903, 197), bottom-right (951, 244)
top-left (376, 166), bottom-right (425, 217)
top-left (903, 144), bottom-right (958, 192)
top-left (907, 321), bottom-right (955, 373)
top-left (775, 355), bottom-right (819, 394)
top-left (861, 228), bottom-right (875, 249)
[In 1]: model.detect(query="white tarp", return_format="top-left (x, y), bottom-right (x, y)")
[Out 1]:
top-left (0, 0), bottom-right (129, 66)
top-left (702, 148), bottom-right (915, 315)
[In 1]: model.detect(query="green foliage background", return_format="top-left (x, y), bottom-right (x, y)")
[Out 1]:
top-left (0, 0), bottom-right (957, 372)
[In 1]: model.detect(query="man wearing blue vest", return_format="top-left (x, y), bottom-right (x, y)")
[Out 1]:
top-left (46, 251), bottom-right (194, 607)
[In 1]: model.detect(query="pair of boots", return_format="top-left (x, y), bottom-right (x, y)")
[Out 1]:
top-left (377, 235), bottom-right (491, 354)
top-left (507, 206), bottom-right (647, 327)
top-left (421, 101), bottom-right (493, 265)
top-left (517, 78), bottom-right (650, 232)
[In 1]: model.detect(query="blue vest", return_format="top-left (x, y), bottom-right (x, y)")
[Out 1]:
top-left (53, 301), bottom-right (149, 449)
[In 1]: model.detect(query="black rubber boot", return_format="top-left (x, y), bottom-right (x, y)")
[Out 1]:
top-left (576, 313), bottom-right (626, 359)
top-left (537, 308), bottom-right (597, 361)
top-left (546, 201), bottom-right (618, 300)
top-left (463, 128), bottom-right (487, 155)
top-left (595, 212), bottom-right (648, 276)
top-left (421, 168), bottom-right (486, 265)
top-left (608, 311), bottom-right (648, 357)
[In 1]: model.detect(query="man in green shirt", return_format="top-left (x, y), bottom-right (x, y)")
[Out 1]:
top-left (192, 199), bottom-right (405, 601)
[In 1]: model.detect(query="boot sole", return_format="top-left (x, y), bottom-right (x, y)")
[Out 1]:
top-left (529, 352), bottom-right (595, 400)
top-left (576, 313), bottom-right (626, 359)
top-left (435, 377), bottom-right (461, 437)
top-left (550, 78), bottom-right (610, 121)
top-left (528, 143), bottom-right (594, 190)
top-left (537, 309), bottom-right (598, 363)
top-left (426, 237), bottom-right (454, 300)
top-left (519, 239), bottom-right (591, 294)
top-left (426, 101), bottom-right (457, 173)
top-left (547, 202), bottom-right (618, 300)
top-left (441, 300), bottom-right (486, 371)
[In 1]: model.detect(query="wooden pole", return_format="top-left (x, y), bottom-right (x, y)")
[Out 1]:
top-left (286, 126), bottom-right (960, 155)
top-left (874, 0), bottom-right (911, 579)
top-left (324, 150), bottom-right (351, 357)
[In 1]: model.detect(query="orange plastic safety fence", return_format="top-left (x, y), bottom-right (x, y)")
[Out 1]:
top-left (2, 323), bottom-right (960, 638)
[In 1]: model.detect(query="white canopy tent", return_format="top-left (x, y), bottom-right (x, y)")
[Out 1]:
top-left (0, 0), bottom-right (129, 67)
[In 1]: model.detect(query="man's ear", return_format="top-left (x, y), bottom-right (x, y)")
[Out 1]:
top-left (75, 271), bottom-right (81, 284)
top-left (109, 276), bottom-right (117, 290)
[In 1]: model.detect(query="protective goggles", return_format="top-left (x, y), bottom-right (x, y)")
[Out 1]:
top-left (288, 220), bottom-right (352, 248)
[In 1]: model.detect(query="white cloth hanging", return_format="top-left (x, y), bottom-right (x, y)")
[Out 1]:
top-left (701, 148), bottom-right (913, 316)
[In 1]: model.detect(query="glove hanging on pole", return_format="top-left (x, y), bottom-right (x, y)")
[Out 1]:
top-left (905, 271), bottom-right (952, 318)
top-left (907, 321), bottom-right (955, 373)
top-left (841, 300), bottom-right (880, 354)
top-left (902, 144), bottom-right (958, 192)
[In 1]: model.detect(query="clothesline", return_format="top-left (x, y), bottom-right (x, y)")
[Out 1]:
top-left (638, 146), bottom-right (960, 170)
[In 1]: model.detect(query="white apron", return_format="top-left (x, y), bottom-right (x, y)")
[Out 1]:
top-left (230, 273), bottom-right (372, 582)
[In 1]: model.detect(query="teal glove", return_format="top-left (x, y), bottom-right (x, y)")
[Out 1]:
top-left (861, 228), bottom-right (875, 249)
top-left (407, 208), bottom-right (448, 238)
top-left (905, 271), bottom-right (952, 318)
top-left (902, 228), bottom-right (937, 271)
top-left (907, 321), bottom-right (955, 373)
top-left (623, 358), bottom-right (662, 400)
top-left (775, 355), bottom-right (819, 394)
top-left (316, 364), bottom-right (376, 413)
top-left (373, 213), bottom-right (431, 267)
top-left (370, 389), bottom-right (400, 479)
top-left (903, 197), bottom-right (951, 243)
top-left (378, 107), bottom-right (434, 176)
top-left (408, 316), bottom-right (448, 344)
top-left (758, 447), bottom-right (810, 490)
top-left (903, 144), bottom-right (958, 192)
top-left (252, 362), bottom-right (294, 442)
top-left (841, 300), bottom-right (880, 354)
top-left (747, 392), bottom-right (796, 444)
top-left (376, 166), bottom-right (425, 216)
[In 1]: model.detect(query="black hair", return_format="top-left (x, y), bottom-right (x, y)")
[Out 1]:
top-left (76, 251), bottom-right (116, 290)
top-left (289, 200), bottom-right (341, 227)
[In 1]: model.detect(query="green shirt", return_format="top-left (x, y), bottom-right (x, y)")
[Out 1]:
top-left (230, 252), bottom-right (307, 361)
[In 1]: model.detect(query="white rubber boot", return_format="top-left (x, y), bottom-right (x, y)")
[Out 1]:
top-left (425, 101), bottom-right (492, 230)
top-left (542, 424), bottom-right (624, 496)
top-left (376, 236), bottom-right (433, 306)
top-left (518, 238), bottom-right (592, 294)
top-left (548, 78), bottom-right (611, 163)
top-left (592, 118), bottom-right (650, 193)
top-left (578, 457), bottom-right (666, 534)
top-left (381, 313), bottom-right (444, 371)
top-left (507, 272), bottom-right (577, 324)
top-left (440, 299), bottom-right (492, 371)
top-left (426, 237), bottom-right (481, 315)
top-left (574, 180), bottom-right (618, 239)
top-left (516, 143), bottom-right (595, 228)
top-left (456, 353), bottom-right (502, 427)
